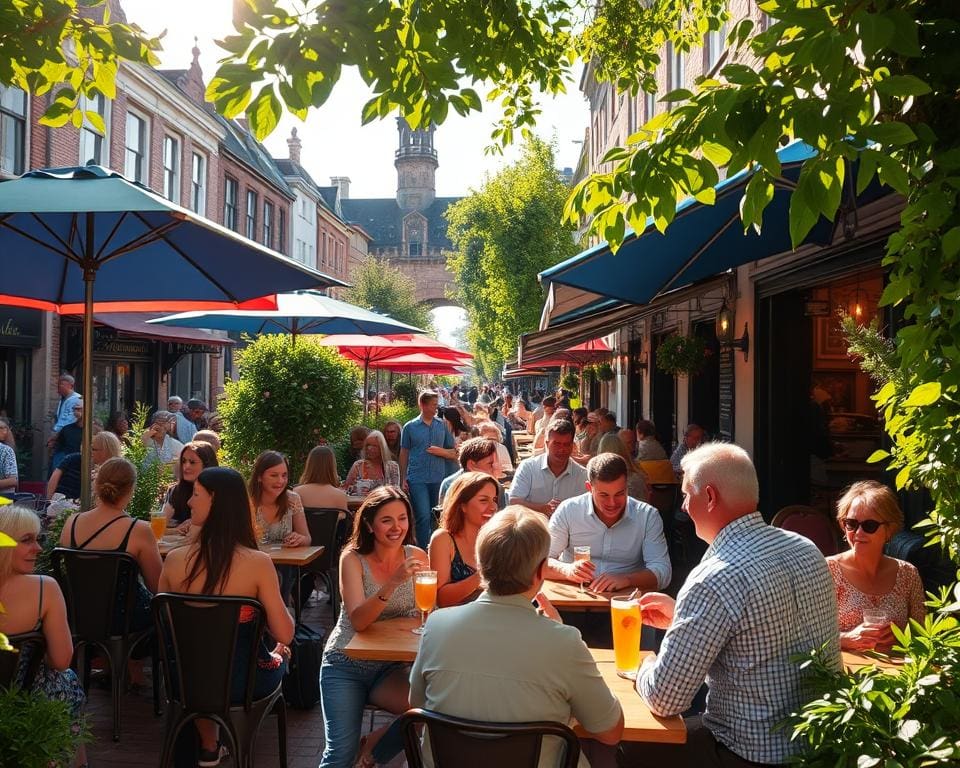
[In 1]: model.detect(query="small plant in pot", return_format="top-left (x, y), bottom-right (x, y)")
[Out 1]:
top-left (559, 370), bottom-right (580, 393)
top-left (656, 334), bottom-right (707, 377)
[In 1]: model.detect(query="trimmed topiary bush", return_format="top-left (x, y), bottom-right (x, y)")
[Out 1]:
top-left (219, 336), bottom-right (362, 479)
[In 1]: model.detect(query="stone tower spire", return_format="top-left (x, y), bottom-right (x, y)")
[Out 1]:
top-left (395, 117), bottom-right (437, 212)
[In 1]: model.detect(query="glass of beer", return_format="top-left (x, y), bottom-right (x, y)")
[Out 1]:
top-left (149, 509), bottom-right (167, 541)
top-left (412, 570), bottom-right (438, 635)
top-left (573, 546), bottom-right (591, 593)
top-left (610, 596), bottom-right (642, 679)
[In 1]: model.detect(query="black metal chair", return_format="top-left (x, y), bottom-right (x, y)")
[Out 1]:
top-left (398, 708), bottom-right (580, 768)
top-left (50, 548), bottom-right (160, 740)
top-left (0, 630), bottom-right (46, 690)
top-left (302, 507), bottom-right (344, 619)
top-left (152, 593), bottom-right (287, 768)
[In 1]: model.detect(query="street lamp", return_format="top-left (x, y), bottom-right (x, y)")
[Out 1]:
top-left (715, 298), bottom-right (749, 361)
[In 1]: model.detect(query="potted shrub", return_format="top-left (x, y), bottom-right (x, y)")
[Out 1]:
top-left (122, 403), bottom-right (172, 521)
top-left (559, 370), bottom-right (580, 392)
top-left (655, 334), bottom-right (707, 377)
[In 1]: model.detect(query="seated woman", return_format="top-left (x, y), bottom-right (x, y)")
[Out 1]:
top-left (429, 472), bottom-right (500, 607)
top-left (342, 430), bottom-right (400, 496)
top-left (249, 451), bottom-right (311, 603)
top-left (161, 441), bottom-right (219, 532)
top-left (597, 433), bottom-right (648, 502)
top-left (0, 504), bottom-right (86, 765)
top-left (160, 467), bottom-right (294, 767)
top-left (58, 458), bottom-right (161, 672)
top-left (0, 416), bottom-right (18, 493)
top-left (476, 421), bottom-right (513, 478)
top-left (104, 411), bottom-right (130, 443)
top-left (827, 480), bottom-right (926, 651)
top-left (320, 487), bottom-right (427, 768)
top-left (293, 445), bottom-right (350, 513)
top-left (47, 430), bottom-right (123, 503)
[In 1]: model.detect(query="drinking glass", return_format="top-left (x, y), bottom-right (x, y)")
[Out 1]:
top-left (149, 509), bottom-right (167, 541)
top-left (412, 570), bottom-right (438, 635)
top-left (610, 597), bottom-right (642, 679)
top-left (862, 609), bottom-right (890, 627)
top-left (573, 546), bottom-right (591, 593)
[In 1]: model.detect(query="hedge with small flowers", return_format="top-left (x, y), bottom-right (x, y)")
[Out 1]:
top-left (218, 335), bottom-right (362, 479)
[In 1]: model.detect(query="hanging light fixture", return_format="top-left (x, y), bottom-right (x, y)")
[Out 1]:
top-left (715, 298), bottom-right (750, 361)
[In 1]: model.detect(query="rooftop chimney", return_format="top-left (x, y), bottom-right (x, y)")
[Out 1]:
top-left (287, 127), bottom-right (302, 165)
top-left (330, 176), bottom-right (351, 199)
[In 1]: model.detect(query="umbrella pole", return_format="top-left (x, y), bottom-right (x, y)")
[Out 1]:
top-left (375, 368), bottom-right (381, 417)
top-left (80, 218), bottom-right (95, 511)
top-left (363, 362), bottom-right (369, 420)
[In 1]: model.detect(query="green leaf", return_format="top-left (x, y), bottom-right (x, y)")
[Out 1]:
top-left (862, 122), bottom-right (918, 146)
top-left (942, 227), bottom-right (960, 259)
top-left (874, 75), bottom-right (932, 97)
top-left (903, 381), bottom-right (941, 407)
top-left (866, 449), bottom-right (889, 464)
top-left (248, 84), bottom-right (282, 140)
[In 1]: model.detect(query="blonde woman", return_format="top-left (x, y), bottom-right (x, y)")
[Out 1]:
top-left (429, 472), bottom-right (500, 608)
top-left (293, 445), bottom-right (350, 513)
top-left (0, 504), bottom-right (86, 764)
top-left (342, 430), bottom-right (400, 495)
top-left (46, 429), bottom-right (123, 502)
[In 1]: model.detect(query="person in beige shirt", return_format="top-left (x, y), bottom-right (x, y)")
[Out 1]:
top-left (410, 506), bottom-right (624, 767)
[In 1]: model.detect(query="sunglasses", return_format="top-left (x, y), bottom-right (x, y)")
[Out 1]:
top-left (842, 518), bottom-right (887, 534)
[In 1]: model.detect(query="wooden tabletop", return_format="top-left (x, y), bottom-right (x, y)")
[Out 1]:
top-left (347, 496), bottom-right (364, 511)
top-left (842, 650), bottom-right (903, 672)
top-left (540, 579), bottom-right (635, 611)
top-left (158, 537), bottom-right (324, 567)
top-left (343, 617), bottom-right (685, 743)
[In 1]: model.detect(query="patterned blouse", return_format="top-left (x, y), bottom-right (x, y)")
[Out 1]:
top-left (827, 556), bottom-right (926, 631)
top-left (255, 490), bottom-right (305, 544)
top-left (0, 443), bottom-right (17, 482)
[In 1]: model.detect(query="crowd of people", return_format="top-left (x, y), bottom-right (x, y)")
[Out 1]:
top-left (0, 377), bottom-right (930, 768)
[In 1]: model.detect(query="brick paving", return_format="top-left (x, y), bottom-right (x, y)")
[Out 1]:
top-left (84, 591), bottom-right (404, 768)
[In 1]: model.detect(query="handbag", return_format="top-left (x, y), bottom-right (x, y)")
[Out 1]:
top-left (282, 622), bottom-right (325, 709)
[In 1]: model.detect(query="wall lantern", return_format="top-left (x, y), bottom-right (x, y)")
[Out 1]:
top-left (715, 298), bottom-right (750, 362)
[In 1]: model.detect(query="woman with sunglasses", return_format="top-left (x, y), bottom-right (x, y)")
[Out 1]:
top-left (0, 504), bottom-right (87, 766)
top-left (827, 480), bottom-right (926, 651)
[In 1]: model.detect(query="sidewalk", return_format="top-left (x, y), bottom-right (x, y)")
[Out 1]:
top-left (84, 591), bottom-right (402, 768)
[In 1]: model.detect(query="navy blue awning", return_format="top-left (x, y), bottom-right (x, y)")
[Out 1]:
top-left (540, 142), bottom-right (890, 305)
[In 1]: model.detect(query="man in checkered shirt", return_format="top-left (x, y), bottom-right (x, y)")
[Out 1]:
top-left (620, 442), bottom-right (840, 767)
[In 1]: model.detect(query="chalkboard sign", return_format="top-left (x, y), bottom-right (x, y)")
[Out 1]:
top-left (718, 348), bottom-right (734, 440)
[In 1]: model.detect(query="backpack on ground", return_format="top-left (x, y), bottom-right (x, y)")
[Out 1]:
top-left (282, 622), bottom-right (324, 709)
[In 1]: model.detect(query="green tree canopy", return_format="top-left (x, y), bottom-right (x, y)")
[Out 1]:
top-left (344, 256), bottom-right (433, 333)
top-left (446, 138), bottom-right (577, 378)
top-left (1, 0), bottom-right (160, 130)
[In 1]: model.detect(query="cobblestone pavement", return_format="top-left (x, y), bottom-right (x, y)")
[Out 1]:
top-left (84, 590), bottom-right (404, 768)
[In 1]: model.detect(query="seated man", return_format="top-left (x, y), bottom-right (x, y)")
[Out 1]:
top-left (621, 443), bottom-right (840, 768)
top-left (411, 506), bottom-right (623, 767)
top-left (546, 453), bottom-right (670, 593)
top-left (439, 436), bottom-right (507, 508)
top-left (635, 420), bottom-right (667, 462)
top-left (669, 423), bottom-right (705, 476)
top-left (510, 419), bottom-right (588, 517)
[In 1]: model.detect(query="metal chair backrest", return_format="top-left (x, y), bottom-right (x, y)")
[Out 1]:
top-left (0, 631), bottom-right (46, 690)
top-left (50, 548), bottom-right (143, 640)
top-left (152, 593), bottom-right (266, 714)
top-left (771, 505), bottom-right (840, 556)
top-left (399, 708), bottom-right (580, 768)
top-left (302, 507), bottom-right (342, 574)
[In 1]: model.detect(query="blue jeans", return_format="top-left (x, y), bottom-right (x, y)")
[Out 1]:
top-left (319, 657), bottom-right (407, 768)
top-left (406, 481), bottom-right (440, 548)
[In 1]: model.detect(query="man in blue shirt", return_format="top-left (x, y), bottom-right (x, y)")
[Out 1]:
top-left (47, 373), bottom-right (81, 474)
top-left (399, 390), bottom-right (457, 547)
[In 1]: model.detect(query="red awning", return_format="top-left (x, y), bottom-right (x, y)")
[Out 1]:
top-left (91, 313), bottom-right (233, 346)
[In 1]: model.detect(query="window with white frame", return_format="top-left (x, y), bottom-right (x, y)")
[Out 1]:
top-left (321, 232), bottom-right (327, 267)
top-left (668, 42), bottom-right (684, 93)
top-left (79, 91), bottom-right (107, 166)
top-left (0, 85), bottom-right (27, 176)
top-left (162, 135), bottom-right (180, 202)
top-left (278, 209), bottom-right (286, 254)
top-left (190, 152), bottom-right (206, 214)
top-left (224, 177), bottom-right (239, 230)
top-left (705, 21), bottom-right (727, 71)
top-left (123, 111), bottom-right (147, 183)
top-left (263, 200), bottom-right (274, 247)
top-left (245, 189), bottom-right (257, 240)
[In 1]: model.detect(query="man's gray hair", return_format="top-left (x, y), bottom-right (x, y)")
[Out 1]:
top-left (681, 442), bottom-right (759, 510)
top-left (167, 396), bottom-right (183, 406)
top-left (58, 373), bottom-right (75, 385)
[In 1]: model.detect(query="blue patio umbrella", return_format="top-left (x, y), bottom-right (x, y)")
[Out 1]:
top-left (147, 290), bottom-right (422, 338)
top-left (0, 165), bottom-right (344, 508)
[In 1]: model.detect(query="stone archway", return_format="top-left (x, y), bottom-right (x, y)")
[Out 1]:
top-left (389, 255), bottom-right (460, 307)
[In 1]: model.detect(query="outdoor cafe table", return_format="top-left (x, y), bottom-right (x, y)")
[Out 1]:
top-left (343, 616), bottom-right (686, 744)
top-left (540, 579), bottom-right (635, 611)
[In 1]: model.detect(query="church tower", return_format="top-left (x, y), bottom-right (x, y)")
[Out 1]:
top-left (395, 117), bottom-right (437, 212)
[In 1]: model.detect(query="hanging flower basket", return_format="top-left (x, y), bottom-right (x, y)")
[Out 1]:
top-left (559, 370), bottom-right (580, 392)
top-left (656, 334), bottom-right (707, 377)
top-left (595, 362), bottom-right (615, 381)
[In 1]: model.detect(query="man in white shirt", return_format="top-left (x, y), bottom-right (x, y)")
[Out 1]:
top-left (546, 453), bottom-right (671, 593)
top-left (509, 419), bottom-right (588, 517)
